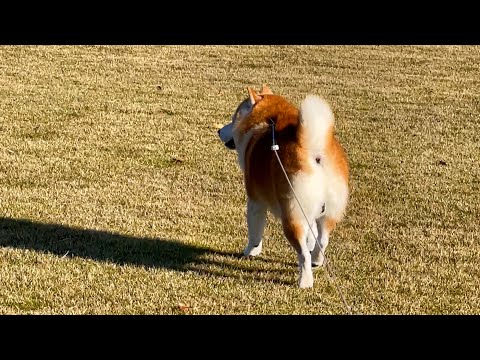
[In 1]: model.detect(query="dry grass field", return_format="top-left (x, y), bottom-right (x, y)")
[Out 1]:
top-left (0, 45), bottom-right (479, 314)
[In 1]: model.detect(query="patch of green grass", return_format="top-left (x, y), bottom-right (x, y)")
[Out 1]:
top-left (0, 45), bottom-right (479, 314)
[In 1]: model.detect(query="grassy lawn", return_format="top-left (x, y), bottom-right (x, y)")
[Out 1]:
top-left (0, 45), bottom-right (479, 314)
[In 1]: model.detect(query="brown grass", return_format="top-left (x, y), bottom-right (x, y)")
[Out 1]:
top-left (0, 45), bottom-right (479, 314)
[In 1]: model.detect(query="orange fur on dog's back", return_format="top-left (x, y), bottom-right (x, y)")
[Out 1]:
top-left (236, 94), bottom-right (299, 133)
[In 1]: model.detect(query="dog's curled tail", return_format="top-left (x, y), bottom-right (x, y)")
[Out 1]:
top-left (299, 94), bottom-right (335, 153)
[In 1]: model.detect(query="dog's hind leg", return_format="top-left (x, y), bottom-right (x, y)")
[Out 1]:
top-left (243, 198), bottom-right (267, 257)
top-left (282, 216), bottom-right (313, 288)
top-left (311, 217), bottom-right (336, 268)
top-left (306, 220), bottom-right (318, 253)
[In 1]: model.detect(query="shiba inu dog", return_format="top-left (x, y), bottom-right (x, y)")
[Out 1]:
top-left (218, 85), bottom-right (349, 288)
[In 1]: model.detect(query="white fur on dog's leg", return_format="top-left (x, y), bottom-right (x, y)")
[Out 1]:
top-left (306, 221), bottom-right (318, 253)
top-left (298, 248), bottom-right (314, 288)
top-left (243, 198), bottom-right (267, 257)
top-left (312, 219), bottom-right (329, 268)
top-left (283, 218), bottom-right (314, 288)
top-left (311, 241), bottom-right (325, 268)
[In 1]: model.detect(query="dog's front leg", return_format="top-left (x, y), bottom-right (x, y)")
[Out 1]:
top-left (243, 198), bottom-right (267, 257)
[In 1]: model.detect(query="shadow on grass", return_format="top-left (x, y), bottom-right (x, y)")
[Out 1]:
top-left (0, 217), bottom-right (295, 285)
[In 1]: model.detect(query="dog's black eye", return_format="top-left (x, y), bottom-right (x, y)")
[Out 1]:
top-left (316, 156), bottom-right (321, 164)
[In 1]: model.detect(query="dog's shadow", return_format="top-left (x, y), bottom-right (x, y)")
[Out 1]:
top-left (0, 217), bottom-right (296, 285)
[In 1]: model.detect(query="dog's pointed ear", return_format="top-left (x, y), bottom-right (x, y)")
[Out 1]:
top-left (260, 84), bottom-right (273, 95)
top-left (247, 87), bottom-right (263, 105)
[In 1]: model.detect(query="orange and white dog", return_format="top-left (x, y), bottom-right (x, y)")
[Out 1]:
top-left (218, 85), bottom-right (349, 288)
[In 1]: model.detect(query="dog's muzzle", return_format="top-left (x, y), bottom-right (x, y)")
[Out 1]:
top-left (217, 129), bottom-right (236, 149)
top-left (224, 138), bottom-right (235, 149)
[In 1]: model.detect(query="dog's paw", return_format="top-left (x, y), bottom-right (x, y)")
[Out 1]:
top-left (311, 246), bottom-right (325, 269)
top-left (312, 253), bottom-right (325, 269)
top-left (243, 244), bottom-right (262, 257)
top-left (298, 273), bottom-right (314, 288)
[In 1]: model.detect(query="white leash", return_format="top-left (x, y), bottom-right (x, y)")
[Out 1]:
top-left (270, 121), bottom-right (352, 314)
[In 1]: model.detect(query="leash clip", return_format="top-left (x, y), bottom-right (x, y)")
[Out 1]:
top-left (270, 120), bottom-right (279, 151)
